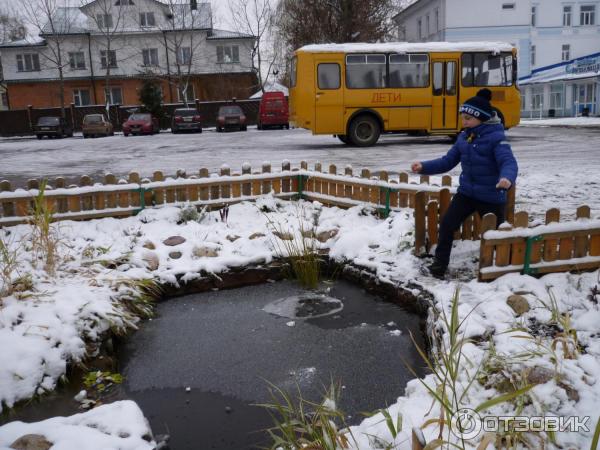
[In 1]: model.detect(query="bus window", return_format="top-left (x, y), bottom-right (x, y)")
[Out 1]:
top-left (433, 62), bottom-right (443, 95)
top-left (461, 53), bottom-right (514, 87)
top-left (446, 61), bottom-right (456, 95)
top-left (389, 54), bottom-right (429, 88)
top-left (346, 54), bottom-right (386, 89)
top-left (290, 56), bottom-right (297, 87)
top-left (317, 63), bottom-right (340, 89)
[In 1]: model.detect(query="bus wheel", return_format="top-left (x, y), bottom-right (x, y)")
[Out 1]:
top-left (337, 134), bottom-right (351, 145)
top-left (349, 115), bottom-right (380, 147)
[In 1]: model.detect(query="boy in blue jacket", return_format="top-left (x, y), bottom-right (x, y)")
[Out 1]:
top-left (411, 90), bottom-right (518, 278)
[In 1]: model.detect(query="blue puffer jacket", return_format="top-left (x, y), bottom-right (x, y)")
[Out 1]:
top-left (420, 120), bottom-right (518, 204)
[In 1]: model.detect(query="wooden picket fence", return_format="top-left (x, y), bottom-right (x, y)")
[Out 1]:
top-left (478, 206), bottom-right (600, 280)
top-left (2, 162), bottom-right (598, 282)
top-left (0, 161), bottom-right (452, 227)
top-left (413, 187), bottom-right (516, 256)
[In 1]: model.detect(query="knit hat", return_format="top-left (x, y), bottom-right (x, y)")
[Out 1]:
top-left (459, 90), bottom-right (493, 121)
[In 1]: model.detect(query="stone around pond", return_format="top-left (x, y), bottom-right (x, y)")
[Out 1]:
top-left (10, 434), bottom-right (52, 450)
top-left (163, 236), bottom-right (186, 246)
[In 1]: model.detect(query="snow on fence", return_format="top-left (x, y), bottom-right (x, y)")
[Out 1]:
top-left (0, 162), bottom-right (450, 228)
top-left (478, 206), bottom-right (600, 280)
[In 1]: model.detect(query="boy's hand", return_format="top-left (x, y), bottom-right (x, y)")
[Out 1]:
top-left (411, 162), bottom-right (423, 173)
top-left (496, 178), bottom-right (511, 189)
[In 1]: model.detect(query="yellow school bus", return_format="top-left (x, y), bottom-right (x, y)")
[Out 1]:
top-left (289, 42), bottom-right (520, 146)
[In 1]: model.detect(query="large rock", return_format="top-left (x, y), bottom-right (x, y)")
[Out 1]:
top-left (272, 230), bottom-right (294, 241)
top-left (169, 251), bottom-right (182, 259)
top-left (142, 240), bottom-right (156, 250)
top-left (316, 229), bottom-right (338, 243)
top-left (142, 251), bottom-right (159, 271)
top-left (163, 236), bottom-right (186, 246)
top-left (193, 245), bottom-right (220, 258)
top-left (524, 366), bottom-right (554, 385)
top-left (10, 435), bottom-right (52, 450)
top-left (507, 294), bottom-right (530, 315)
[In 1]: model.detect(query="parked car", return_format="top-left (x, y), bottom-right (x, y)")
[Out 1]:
top-left (33, 116), bottom-right (73, 139)
top-left (257, 91), bottom-right (289, 130)
top-left (122, 113), bottom-right (160, 136)
top-left (82, 114), bottom-right (114, 138)
top-left (216, 105), bottom-right (247, 132)
top-left (171, 108), bottom-right (202, 133)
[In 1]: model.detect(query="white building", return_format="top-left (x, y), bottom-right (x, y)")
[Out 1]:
top-left (0, 0), bottom-right (257, 109)
top-left (393, 0), bottom-right (600, 117)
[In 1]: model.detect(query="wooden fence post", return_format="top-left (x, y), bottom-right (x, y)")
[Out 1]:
top-left (510, 211), bottom-right (528, 266)
top-left (505, 184), bottom-right (516, 224)
top-left (414, 191), bottom-right (426, 255)
top-left (478, 213), bottom-right (498, 278)
top-left (574, 205), bottom-right (591, 257)
top-left (0, 180), bottom-right (15, 218)
top-left (543, 208), bottom-right (560, 262)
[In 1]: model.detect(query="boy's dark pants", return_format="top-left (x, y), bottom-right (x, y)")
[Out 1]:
top-left (435, 192), bottom-right (505, 267)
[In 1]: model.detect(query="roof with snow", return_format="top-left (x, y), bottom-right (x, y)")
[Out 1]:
top-left (42, 7), bottom-right (89, 34)
top-left (298, 41), bottom-right (514, 54)
top-left (250, 82), bottom-right (289, 99)
top-left (208, 29), bottom-right (255, 40)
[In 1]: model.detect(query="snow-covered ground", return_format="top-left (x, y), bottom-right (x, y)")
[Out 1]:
top-left (1, 120), bottom-right (600, 449)
top-left (520, 116), bottom-right (600, 127)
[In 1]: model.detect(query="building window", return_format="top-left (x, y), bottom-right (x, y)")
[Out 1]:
top-left (100, 50), bottom-right (117, 68)
top-left (435, 8), bottom-right (439, 31)
top-left (417, 19), bottom-right (422, 39)
top-left (502, 3), bottom-right (515, 9)
top-left (105, 87), bottom-right (123, 105)
top-left (69, 52), bottom-right (86, 70)
top-left (115, 0), bottom-right (134, 4)
top-left (16, 53), bottom-right (40, 72)
top-left (73, 89), bottom-right (91, 106)
top-left (389, 54), bottom-right (429, 88)
top-left (531, 6), bottom-right (537, 26)
top-left (563, 5), bottom-right (572, 26)
top-left (317, 63), bottom-right (340, 90)
top-left (177, 84), bottom-right (195, 103)
top-left (216, 45), bottom-right (239, 63)
top-left (176, 46), bottom-right (192, 65)
top-left (139, 12), bottom-right (155, 27)
top-left (96, 14), bottom-right (113, 29)
top-left (426, 15), bottom-right (430, 36)
top-left (531, 45), bottom-right (536, 66)
top-left (562, 44), bottom-right (570, 61)
top-left (580, 5), bottom-right (595, 25)
top-left (1, 92), bottom-right (8, 108)
top-left (142, 48), bottom-right (159, 66)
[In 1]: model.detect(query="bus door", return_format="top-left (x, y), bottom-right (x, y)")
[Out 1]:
top-left (431, 59), bottom-right (458, 131)
top-left (314, 57), bottom-right (344, 134)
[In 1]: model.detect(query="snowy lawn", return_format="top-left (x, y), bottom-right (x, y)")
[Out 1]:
top-left (0, 189), bottom-right (599, 449)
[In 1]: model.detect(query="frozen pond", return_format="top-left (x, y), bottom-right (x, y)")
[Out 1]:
top-left (118, 279), bottom-right (428, 449)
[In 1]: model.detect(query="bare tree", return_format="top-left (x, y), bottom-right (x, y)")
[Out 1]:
top-left (141, 0), bottom-right (210, 106)
top-left (18, 0), bottom-right (79, 117)
top-left (227, 0), bottom-right (274, 94)
top-left (0, 5), bottom-right (26, 44)
top-left (275, 0), bottom-right (397, 52)
top-left (79, 0), bottom-right (127, 107)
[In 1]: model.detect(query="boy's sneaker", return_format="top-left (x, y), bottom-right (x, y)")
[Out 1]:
top-left (426, 260), bottom-right (447, 279)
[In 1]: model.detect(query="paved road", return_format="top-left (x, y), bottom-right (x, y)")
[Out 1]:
top-left (1, 125), bottom-right (599, 217)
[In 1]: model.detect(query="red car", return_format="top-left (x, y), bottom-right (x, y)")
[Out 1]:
top-left (122, 113), bottom-right (160, 136)
top-left (216, 105), bottom-right (247, 132)
top-left (257, 91), bottom-right (289, 130)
